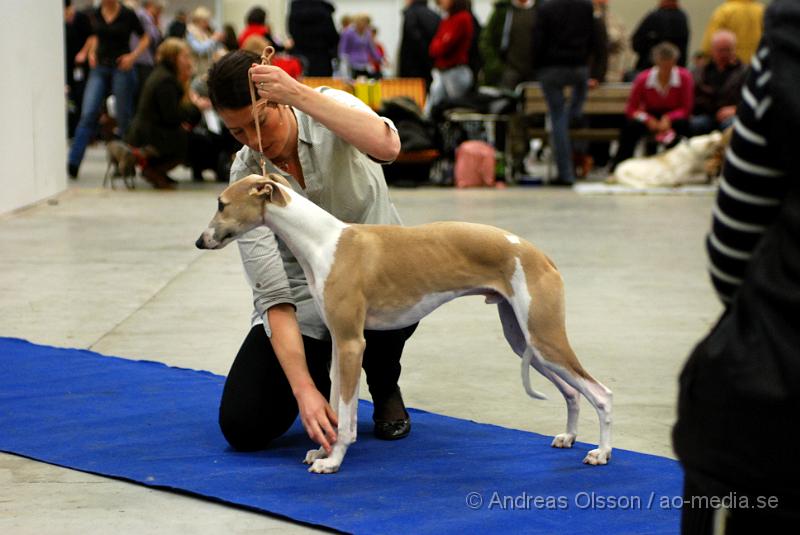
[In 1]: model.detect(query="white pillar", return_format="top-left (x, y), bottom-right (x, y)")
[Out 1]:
top-left (0, 2), bottom-right (67, 215)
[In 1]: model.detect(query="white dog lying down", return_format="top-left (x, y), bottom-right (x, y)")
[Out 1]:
top-left (610, 131), bottom-right (725, 188)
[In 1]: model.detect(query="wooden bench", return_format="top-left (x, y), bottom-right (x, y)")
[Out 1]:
top-left (518, 82), bottom-right (631, 141)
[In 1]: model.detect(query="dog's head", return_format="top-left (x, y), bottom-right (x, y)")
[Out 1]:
top-left (195, 173), bottom-right (291, 250)
top-left (687, 130), bottom-right (724, 158)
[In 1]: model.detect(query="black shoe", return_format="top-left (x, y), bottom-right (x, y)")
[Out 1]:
top-left (549, 178), bottom-right (575, 187)
top-left (374, 411), bottom-right (411, 440)
top-left (372, 387), bottom-right (411, 440)
top-left (67, 164), bottom-right (79, 180)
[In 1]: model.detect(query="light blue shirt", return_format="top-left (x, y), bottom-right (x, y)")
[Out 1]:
top-left (230, 88), bottom-right (401, 339)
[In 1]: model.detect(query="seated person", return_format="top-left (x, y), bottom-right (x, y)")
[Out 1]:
top-left (126, 38), bottom-right (198, 189)
top-left (610, 42), bottom-right (693, 171)
top-left (690, 30), bottom-right (747, 136)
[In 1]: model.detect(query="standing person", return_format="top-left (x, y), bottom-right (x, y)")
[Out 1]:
top-left (673, 1), bottom-right (800, 530)
top-left (609, 42), bottom-right (693, 171)
top-left (531, 0), bottom-right (603, 186)
top-left (424, 0), bottom-right (475, 116)
top-left (206, 50), bottom-right (417, 453)
top-left (690, 30), bottom-right (747, 136)
top-left (479, 0), bottom-right (537, 89)
top-left (64, 0), bottom-right (93, 139)
top-left (186, 7), bottom-right (225, 79)
top-left (288, 0), bottom-right (339, 77)
top-left (67, 0), bottom-right (150, 179)
top-left (338, 14), bottom-right (382, 80)
top-left (700, 0), bottom-right (764, 64)
top-left (631, 0), bottom-right (689, 73)
top-left (166, 10), bottom-right (187, 39)
top-left (397, 0), bottom-right (441, 89)
top-left (594, 0), bottom-right (633, 83)
top-left (237, 7), bottom-right (288, 52)
top-left (131, 0), bottom-right (164, 107)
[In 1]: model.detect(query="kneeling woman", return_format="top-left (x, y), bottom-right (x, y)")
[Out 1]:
top-left (126, 38), bottom-right (198, 189)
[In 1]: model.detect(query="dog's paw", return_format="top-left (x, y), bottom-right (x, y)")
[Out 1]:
top-left (303, 447), bottom-right (327, 465)
top-left (308, 457), bottom-right (341, 474)
top-left (551, 433), bottom-right (576, 449)
top-left (582, 448), bottom-right (611, 466)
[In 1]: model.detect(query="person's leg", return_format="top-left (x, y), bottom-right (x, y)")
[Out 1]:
top-left (424, 69), bottom-right (445, 117)
top-left (689, 114), bottom-right (716, 137)
top-left (609, 119), bottom-right (648, 171)
top-left (112, 67), bottom-right (138, 137)
top-left (441, 65), bottom-right (473, 102)
top-left (68, 66), bottom-right (112, 176)
top-left (361, 323), bottom-right (418, 431)
top-left (539, 67), bottom-right (574, 183)
top-left (567, 67), bottom-right (590, 175)
top-left (218, 325), bottom-right (332, 451)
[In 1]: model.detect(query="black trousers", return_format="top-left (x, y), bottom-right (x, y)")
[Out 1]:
top-left (218, 323), bottom-right (417, 451)
top-left (610, 117), bottom-right (690, 170)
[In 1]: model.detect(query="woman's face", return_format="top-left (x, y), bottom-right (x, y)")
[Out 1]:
top-left (176, 50), bottom-right (193, 82)
top-left (656, 57), bottom-right (677, 72)
top-left (218, 101), bottom-right (292, 159)
top-left (438, 0), bottom-right (454, 12)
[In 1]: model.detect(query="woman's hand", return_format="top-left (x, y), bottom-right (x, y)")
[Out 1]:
top-left (117, 53), bottom-right (136, 72)
top-left (295, 385), bottom-right (338, 453)
top-left (189, 91), bottom-right (213, 111)
top-left (250, 64), bottom-right (303, 107)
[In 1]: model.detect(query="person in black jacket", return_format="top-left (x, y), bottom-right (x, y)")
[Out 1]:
top-left (631, 0), bottom-right (689, 73)
top-left (673, 1), bottom-right (800, 531)
top-left (126, 38), bottom-right (197, 189)
top-left (397, 0), bottom-right (440, 88)
top-left (288, 0), bottom-right (339, 76)
top-left (532, 0), bottom-right (603, 185)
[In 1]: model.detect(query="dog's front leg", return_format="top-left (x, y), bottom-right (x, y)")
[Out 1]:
top-left (307, 331), bottom-right (365, 474)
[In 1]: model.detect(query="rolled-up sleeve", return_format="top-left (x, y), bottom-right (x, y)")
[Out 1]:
top-left (237, 227), bottom-right (295, 330)
top-left (230, 148), bottom-right (295, 336)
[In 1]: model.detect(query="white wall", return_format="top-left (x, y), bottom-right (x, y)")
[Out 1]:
top-left (0, 2), bottom-right (67, 215)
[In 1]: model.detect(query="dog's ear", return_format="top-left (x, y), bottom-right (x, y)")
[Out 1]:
top-left (249, 177), bottom-right (289, 207)
top-left (248, 178), bottom-right (274, 198)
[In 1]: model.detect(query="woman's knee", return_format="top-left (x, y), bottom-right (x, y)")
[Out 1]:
top-left (218, 410), bottom-right (296, 452)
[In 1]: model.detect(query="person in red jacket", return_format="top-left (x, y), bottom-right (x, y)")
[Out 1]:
top-left (610, 41), bottom-right (693, 171)
top-left (424, 0), bottom-right (474, 116)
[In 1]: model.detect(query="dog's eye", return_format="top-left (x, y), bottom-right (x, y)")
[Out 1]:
top-left (218, 200), bottom-right (225, 212)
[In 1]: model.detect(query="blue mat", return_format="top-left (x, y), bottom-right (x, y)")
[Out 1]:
top-left (0, 337), bottom-right (683, 533)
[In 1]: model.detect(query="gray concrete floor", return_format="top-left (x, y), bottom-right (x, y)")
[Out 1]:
top-left (0, 145), bottom-right (722, 533)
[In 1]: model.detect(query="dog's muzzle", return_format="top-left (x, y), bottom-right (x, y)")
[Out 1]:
top-left (195, 235), bottom-right (207, 249)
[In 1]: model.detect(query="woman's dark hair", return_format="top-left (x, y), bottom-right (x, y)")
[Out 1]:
top-left (207, 50), bottom-right (260, 110)
top-left (246, 7), bottom-right (267, 25)
top-left (449, 0), bottom-right (469, 13)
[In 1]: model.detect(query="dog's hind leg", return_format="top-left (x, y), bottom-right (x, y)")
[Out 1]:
top-left (497, 300), bottom-right (581, 449)
top-left (523, 263), bottom-right (613, 465)
top-left (307, 302), bottom-right (367, 474)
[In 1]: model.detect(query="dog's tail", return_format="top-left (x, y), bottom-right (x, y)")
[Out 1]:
top-left (521, 347), bottom-right (548, 400)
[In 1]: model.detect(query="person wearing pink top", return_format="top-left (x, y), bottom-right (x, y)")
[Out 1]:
top-left (610, 41), bottom-right (693, 171)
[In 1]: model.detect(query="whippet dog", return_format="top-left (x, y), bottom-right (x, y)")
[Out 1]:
top-left (196, 174), bottom-right (613, 473)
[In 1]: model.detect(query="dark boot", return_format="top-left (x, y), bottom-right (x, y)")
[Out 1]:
top-left (141, 160), bottom-right (177, 190)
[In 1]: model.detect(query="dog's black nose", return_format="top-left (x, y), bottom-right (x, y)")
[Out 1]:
top-left (195, 235), bottom-right (206, 249)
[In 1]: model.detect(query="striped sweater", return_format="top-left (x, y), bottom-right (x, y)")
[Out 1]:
top-left (707, 44), bottom-right (790, 304)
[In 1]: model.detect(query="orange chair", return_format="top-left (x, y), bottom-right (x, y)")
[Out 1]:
top-left (378, 78), bottom-right (426, 110)
top-left (301, 77), bottom-right (354, 94)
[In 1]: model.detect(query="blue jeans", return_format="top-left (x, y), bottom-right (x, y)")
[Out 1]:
top-left (424, 65), bottom-right (473, 117)
top-left (538, 66), bottom-right (589, 183)
top-left (68, 65), bottom-right (138, 169)
top-left (689, 114), bottom-right (735, 137)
